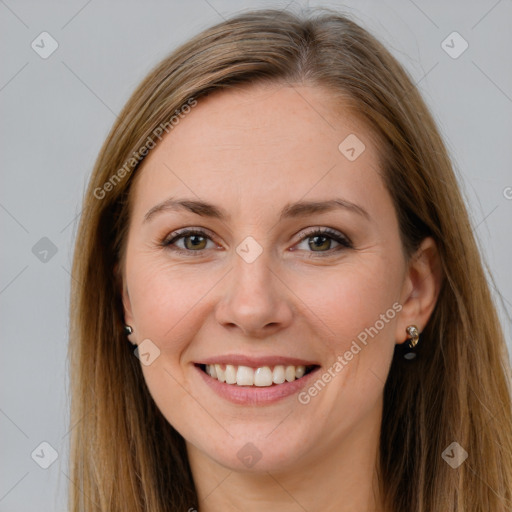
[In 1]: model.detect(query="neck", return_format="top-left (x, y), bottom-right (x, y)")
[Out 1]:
top-left (186, 399), bottom-right (386, 512)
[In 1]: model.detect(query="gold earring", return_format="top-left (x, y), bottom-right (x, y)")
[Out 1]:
top-left (406, 325), bottom-right (419, 347)
top-left (402, 325), bottom-right (420, 360)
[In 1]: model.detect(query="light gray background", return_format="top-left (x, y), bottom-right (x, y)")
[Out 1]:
top-left (1, 1), bottom-right (511, 510)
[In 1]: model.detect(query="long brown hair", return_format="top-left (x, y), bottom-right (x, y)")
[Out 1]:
top-left (68, 8), bottom-right (512, 511)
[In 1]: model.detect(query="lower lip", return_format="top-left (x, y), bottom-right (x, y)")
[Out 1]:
top-left (195, 365), bottom-right (320, 405)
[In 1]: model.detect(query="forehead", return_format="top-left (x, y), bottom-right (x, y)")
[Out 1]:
top-left (129, 83), bottom-right (390, 223)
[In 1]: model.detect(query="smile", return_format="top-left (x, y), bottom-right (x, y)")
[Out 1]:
top-left (199, 363), bottom-right (317, 387)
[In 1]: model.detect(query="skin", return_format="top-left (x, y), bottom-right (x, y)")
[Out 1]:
top-left (121, 83), bottom-right (441, 512)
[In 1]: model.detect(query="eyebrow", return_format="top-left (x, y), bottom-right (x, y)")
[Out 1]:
top-left (143, 197), bottom-right (370, 223)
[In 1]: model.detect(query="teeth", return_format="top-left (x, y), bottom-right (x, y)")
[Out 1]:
top-left (204, 364), bottom-right (309, 387)
top-left (295, 365), bottom-right (305, 378)
top-left (236, 366), bottom-right (254, 386)
top-left (215, 364), bottom-right (225, 382)
top-left (285, 365), bottom-right (296, 382)
top-left (225, 364), bottom-right (237, 384)
top-left (254, 367), bottom-right (273, 387)
top-left (272, 365), bottom-right (285, 384)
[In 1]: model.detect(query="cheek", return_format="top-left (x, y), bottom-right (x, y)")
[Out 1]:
top-left (287, 259), bottom-right (401, 437)
top-left (126, 255), bottom-right (224, 350)
top-left (294, 257), bottom-right (402, 356)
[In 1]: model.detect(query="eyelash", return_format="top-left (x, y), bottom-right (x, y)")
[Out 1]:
top-left (161, 227), bottom-right (353, 257)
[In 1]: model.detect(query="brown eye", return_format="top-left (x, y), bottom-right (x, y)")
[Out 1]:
top-left (183, 234), bottom-right (208, 250)
top-left (295, 228), bottom-right (352, 254)
top-left (162, 229), bottom-right (216, 255)
top-left (308, 235), bottom-right (333, 252)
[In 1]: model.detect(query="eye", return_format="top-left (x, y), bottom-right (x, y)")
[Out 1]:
top-left (161, 229), bottom-right (218, 255)
top-left (294, 227), bottom-right (352, 255)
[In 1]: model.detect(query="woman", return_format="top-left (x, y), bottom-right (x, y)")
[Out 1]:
top-left (68, 8), bottom-right (512, 511)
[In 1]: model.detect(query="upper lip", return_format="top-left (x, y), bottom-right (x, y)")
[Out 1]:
top-left (196, 354), bottom-right (319, 367)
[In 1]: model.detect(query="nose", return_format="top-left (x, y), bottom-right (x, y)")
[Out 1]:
top-left (214, 248), bottom-right (294, 339)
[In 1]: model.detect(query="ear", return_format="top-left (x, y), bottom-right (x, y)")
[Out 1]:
top-left (395, 237), bottom-right (443, 344)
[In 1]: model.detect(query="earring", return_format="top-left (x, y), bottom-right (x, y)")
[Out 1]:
top-left (124, 325), bottom-right (138, 347)
top-left (402, 325), bottom-right (420, 360)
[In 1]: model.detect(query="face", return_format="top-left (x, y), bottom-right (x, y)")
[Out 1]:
top-left (122, 83), bottom-right (410, 473)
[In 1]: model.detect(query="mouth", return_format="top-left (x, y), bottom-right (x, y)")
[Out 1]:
top-left (195, 363), bottom-right (319, 387)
